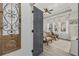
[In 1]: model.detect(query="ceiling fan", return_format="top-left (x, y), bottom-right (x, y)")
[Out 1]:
top-left (43, 8), bottom-right (53, 14)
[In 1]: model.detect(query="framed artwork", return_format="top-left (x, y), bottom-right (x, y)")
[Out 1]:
top-left (49, 24), bottom-right (53, 32)
top-left (55, 25), bottom-right (57, 31)
top-left (54, 23), bottom-right (58, 32)
top-left (61, 22), bottom-right (66, 32)
top-left (60, 21), bottom-right (69, 34)
top-left (52, 23), bottom-right (58, 33)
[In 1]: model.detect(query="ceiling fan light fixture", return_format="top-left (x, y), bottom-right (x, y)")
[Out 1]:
top-left (43, 8), bottom-right (53, 14)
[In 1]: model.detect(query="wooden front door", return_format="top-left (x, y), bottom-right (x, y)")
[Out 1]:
top-left (0, 3), bottom-right (21, 55)
top-left (0, 3), bottom-right (3, 55)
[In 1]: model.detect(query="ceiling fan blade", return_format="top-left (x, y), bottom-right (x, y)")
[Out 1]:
top-left (48, 11), bottom-right (52, 14)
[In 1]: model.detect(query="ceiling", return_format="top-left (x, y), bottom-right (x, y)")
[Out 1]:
top-left (34, 3), bottom-right (77, 18)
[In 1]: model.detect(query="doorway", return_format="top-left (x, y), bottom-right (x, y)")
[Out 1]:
top-left (33, 3), bottom-right (78, 56)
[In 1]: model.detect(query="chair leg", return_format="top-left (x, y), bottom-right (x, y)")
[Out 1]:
top-left (51, 40), bottom-right (52, 43)
top-left (47, 41), bottom-right (49, 45)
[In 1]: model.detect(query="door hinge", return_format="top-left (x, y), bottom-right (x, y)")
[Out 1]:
top-left (31, 49), bottom-right (34, 53)
top-left (32, 29), bottom-right (34, 33)
top-left (32, 10), bottom-right (34, 13)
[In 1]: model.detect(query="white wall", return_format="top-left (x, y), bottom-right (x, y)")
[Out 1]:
top-left (44, 12), bottom-right (70, 40)
top-left (70, 40), bottom-right (78, 56)
top-left (4, 3), bottom-right (33, 56)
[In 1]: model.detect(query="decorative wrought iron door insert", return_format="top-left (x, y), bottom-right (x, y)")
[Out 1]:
top-left (0, 3), bottom-right (21, 55)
